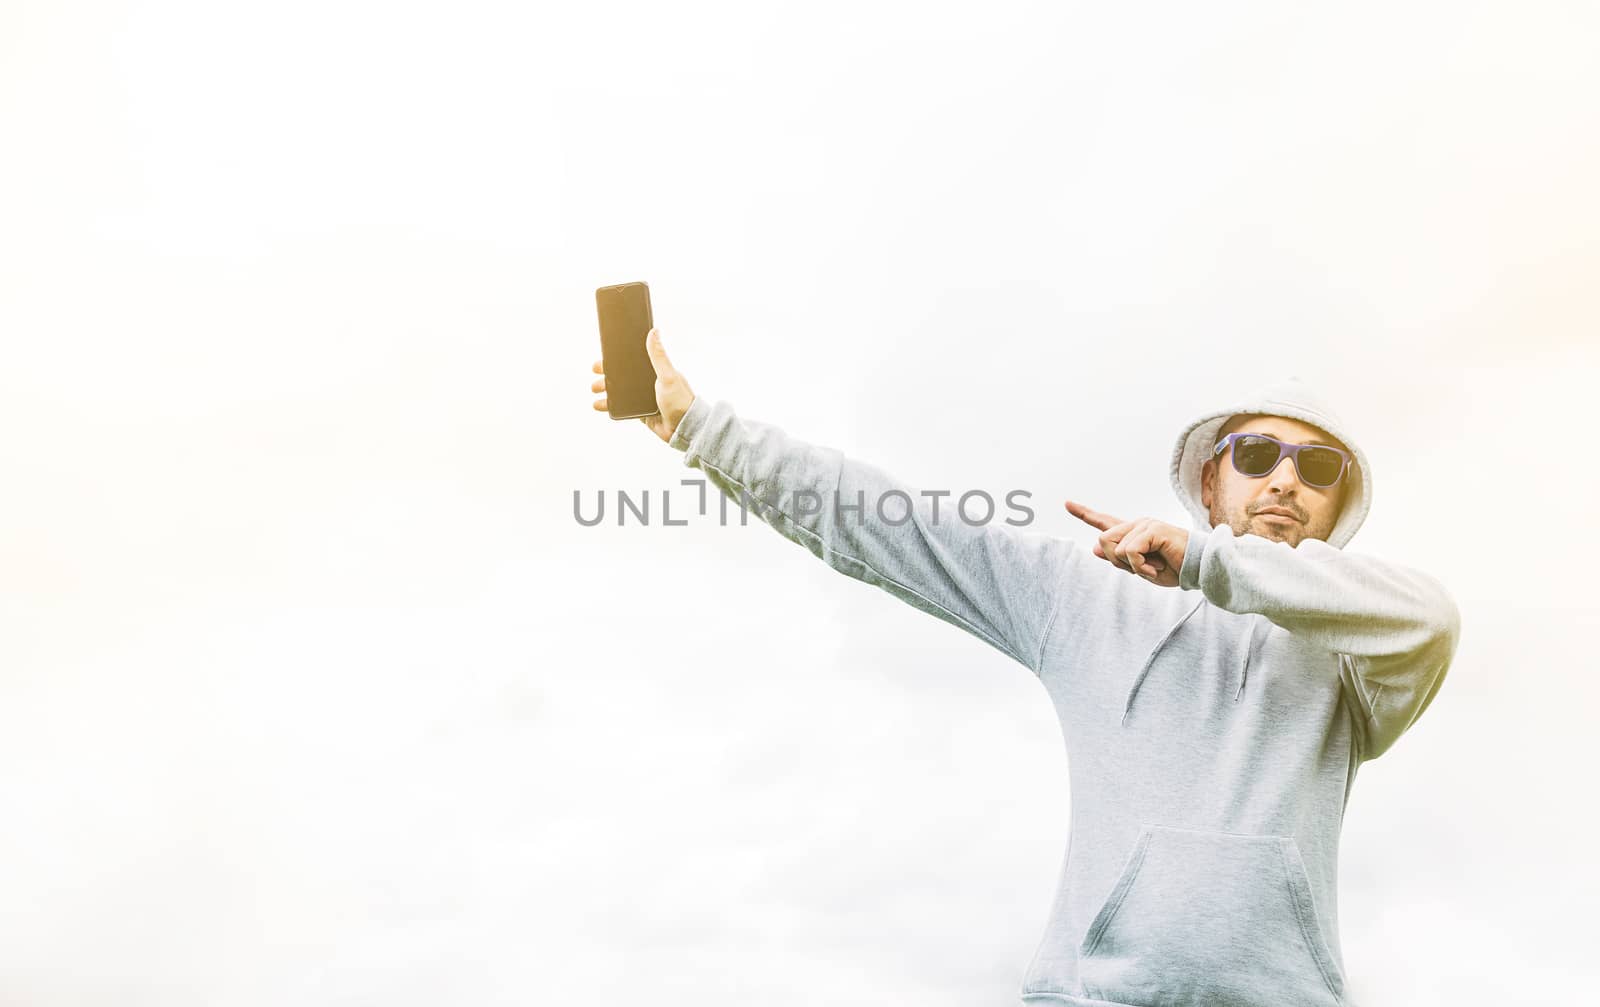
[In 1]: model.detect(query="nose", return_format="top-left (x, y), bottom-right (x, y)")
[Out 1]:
top-left (1262, 453), bottom-right (1303, 493)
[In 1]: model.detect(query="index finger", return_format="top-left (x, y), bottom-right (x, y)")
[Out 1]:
top-left (1064, 499), bottom-right (1122, 531)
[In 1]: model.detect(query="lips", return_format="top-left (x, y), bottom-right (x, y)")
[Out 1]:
top-left (1255, 507), bottom-right (1301, 521)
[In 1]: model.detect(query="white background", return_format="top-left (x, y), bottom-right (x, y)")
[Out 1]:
top-left (2, 2), bottom-right (1597, 1004)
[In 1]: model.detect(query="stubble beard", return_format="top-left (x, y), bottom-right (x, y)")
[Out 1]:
top-left (1212, 499), bottom-right (1304, 547)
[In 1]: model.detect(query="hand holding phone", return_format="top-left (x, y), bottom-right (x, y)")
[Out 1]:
top-left (590, 281), bottom-right (696, 443)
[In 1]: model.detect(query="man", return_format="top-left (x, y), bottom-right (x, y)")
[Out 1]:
top-left (589, 329), bottom-right (1460, 1007)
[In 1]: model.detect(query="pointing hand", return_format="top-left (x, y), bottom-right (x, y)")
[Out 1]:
top-left (1064, 500), bottom-right (1188, 589)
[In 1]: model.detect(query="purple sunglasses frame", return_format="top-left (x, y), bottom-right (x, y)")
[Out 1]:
top-left (1212, 432), bottom-right (1353, 489)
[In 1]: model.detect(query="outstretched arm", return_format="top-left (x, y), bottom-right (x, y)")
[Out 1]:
top-left (668, 394), bottom-right (1077, 675)
top-left (592, 328), bottom-right (1087, 675)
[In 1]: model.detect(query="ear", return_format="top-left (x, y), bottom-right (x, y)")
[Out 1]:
top-left (1200, 458), bottom-right (1215, 508)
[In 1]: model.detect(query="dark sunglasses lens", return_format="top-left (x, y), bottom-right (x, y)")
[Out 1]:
top-left (1297, 448), bottom-right (1344, 487)
top-left (1233, 436), bottom-right (1281, 475)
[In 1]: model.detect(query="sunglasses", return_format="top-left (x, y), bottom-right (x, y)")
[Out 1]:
top-left (1213, 432), bottom-right (1353, 489)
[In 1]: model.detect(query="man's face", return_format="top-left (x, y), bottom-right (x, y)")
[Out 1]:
top-left (1200, 414), bottom-right (1348, 547)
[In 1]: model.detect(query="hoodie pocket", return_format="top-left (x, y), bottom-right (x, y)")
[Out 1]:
top-left (1076, 825), bottom-right (1346, 1007)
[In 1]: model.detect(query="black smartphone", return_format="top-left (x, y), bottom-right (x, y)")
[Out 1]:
top-left (595, 281), bottom-right (659, 420)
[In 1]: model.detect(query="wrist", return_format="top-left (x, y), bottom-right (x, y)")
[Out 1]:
top-left (667, 394), bottom-right (705, 452)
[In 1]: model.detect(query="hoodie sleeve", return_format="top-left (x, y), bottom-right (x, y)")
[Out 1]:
top-left (668, 395), bottom-right (1076, 675)
top-left (1178, 523), bottom-right (1461, 761)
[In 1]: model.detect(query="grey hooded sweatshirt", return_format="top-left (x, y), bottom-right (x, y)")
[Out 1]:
top-left (666, 378), bottom-right (1461, 1007)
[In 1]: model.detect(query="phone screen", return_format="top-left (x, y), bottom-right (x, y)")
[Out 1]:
top-left (595, 281), bottom-right (659, 420)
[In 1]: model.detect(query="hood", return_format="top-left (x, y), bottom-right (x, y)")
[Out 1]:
top-left (1168, 376), bottom-right (1373, 550)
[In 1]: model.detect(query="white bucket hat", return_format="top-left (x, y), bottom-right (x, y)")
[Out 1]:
top-left (1169, 377), bottom-right (1373, 549)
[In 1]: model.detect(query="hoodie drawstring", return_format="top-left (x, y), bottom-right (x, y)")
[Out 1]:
top-left (1121, 597), bottom-right (1206, 727)
top-left (1235, 618), bottom-right (1258, 702)
top-left (1121, 602), bottom-right (1262, 724)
